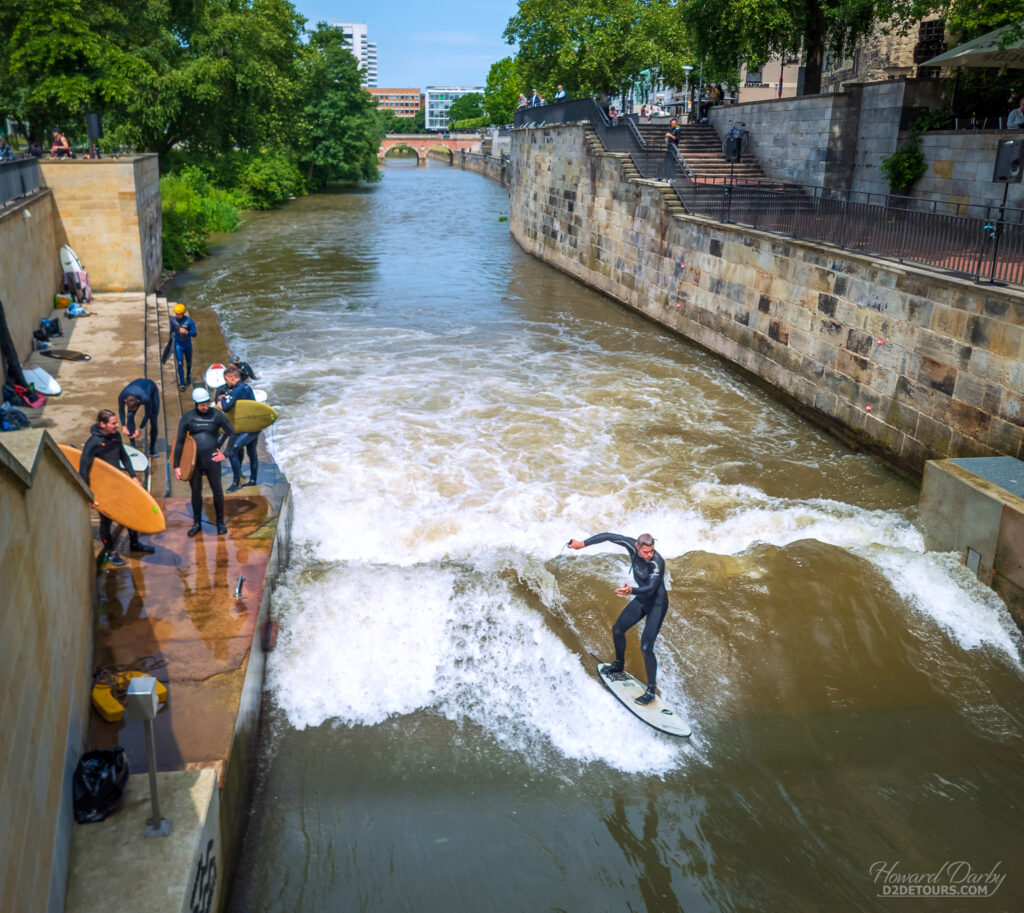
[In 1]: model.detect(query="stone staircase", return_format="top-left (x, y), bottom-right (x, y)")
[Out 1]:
top-left (583, 126), bottom-right (688, 220)
top-left (634, 122), bottom-right (770, 184)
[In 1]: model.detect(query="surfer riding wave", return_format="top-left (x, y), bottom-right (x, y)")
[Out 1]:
top-left (568, 532), bottom-right (668, 705)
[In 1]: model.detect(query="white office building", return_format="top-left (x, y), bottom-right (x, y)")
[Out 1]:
top-left (424, 86), bottom-right (485, 131)
top-left (332, 22), bottom-right (378, 88)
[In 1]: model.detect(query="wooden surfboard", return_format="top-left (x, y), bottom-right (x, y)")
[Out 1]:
top-left (225, 399), bottom-right (277, 433)
top-left (178, 434), bottom-right (197, 481)
top-left (59, 445), bottom-right (166, 534)
top-left (597, 662), bottom-right (691, 738)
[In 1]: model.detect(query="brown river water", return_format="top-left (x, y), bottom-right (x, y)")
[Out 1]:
top-left (172, 160), bottom-right (1024, 913)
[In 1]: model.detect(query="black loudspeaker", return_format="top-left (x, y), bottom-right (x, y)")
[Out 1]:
top-left (724, 135), bottom-right (743, 163)
top-left (86, 112), bottom-right (104, 140)
top-left (993, 139), bottom-right (1023, 183)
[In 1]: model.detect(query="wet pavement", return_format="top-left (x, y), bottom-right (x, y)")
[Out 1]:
top-left (28, 291), bottom-right (288, 777)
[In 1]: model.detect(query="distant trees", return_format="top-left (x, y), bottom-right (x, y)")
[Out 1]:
top-left (0, 0), bottom-right (385, 186)
top-left (484, 57), bottom-right (523, 125)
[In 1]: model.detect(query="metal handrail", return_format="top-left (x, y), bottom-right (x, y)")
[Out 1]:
top-left (0, 157), bottom-right (41, 208)
top-left (515, 98), bottom-right (1024, 288)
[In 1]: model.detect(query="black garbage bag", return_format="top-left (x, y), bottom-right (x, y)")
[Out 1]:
top-left (73, 748), bottom-right (129, 823)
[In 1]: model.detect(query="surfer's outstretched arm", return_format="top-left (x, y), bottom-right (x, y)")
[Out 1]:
top-left (571, 532), bottom-right (637, 554)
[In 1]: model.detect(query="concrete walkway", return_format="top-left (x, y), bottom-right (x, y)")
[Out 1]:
top-left (30, 292), bottom-right (289, 911)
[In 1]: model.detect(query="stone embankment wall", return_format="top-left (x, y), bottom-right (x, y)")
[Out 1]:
top-left (0, 190), bottom-right (61, 380)
top-left (39, 155), bottom-right (162, 292)
top-left (509, 124), bottom-right (1024, 475)
top-left (0, 431), bottom-right (94, 913)
top-left (455, 151), bottom-right (508, 186)
top-left (710, 80), bottom-right (1023, 214)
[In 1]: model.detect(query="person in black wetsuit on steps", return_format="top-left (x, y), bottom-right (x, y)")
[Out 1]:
top-left (568, 532), bottom-right (667, 705)
top-left (173, 387), bottom-right (235, 536)
top-left (217, 364), bottom-right (257, 493)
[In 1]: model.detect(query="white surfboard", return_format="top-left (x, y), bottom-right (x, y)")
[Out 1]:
top-left (23, 364), bottom-right (61, 396)
top-left (597, 662), bottom-right (691, 737)
top-left (59, 244), bottom-right (84, 275)
top-left (123, 444), bottom-right (149, 473)
top-left (253, 388), bottom-right (268, 403)
top-left (205, 363), bottom-right (226, 389)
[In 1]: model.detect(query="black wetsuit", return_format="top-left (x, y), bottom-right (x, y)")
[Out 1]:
top-left (173, 407), bottom-right (235, 526)
top-left (118, 377), bottom-right (160, 455)
top-left (80, 423), bottom-right (141, 550)
top-left (584, 532), bottom-right (668, 688)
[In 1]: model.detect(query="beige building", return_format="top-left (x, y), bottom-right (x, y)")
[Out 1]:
top-left (369, 88), bottom-right (422, 119)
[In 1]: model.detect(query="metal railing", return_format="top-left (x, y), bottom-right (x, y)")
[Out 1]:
top-left (515, 98), bottom-right (1024, 288)
top-left (0, 157), bottom-right (41, 208)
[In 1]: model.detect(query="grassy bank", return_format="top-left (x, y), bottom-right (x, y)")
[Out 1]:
top-left (161, 151), bottom-right (306, 270)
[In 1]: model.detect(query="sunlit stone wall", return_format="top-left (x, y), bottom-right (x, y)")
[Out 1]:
top-left (509, 123), bottom-right (1024, 475)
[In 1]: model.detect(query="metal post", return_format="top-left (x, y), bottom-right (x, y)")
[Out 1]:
top-left (144, 718), bottom-right (170, 837)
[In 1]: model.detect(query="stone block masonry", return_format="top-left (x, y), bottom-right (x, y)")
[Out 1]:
top-left (38, 155), bottom-right (162, 292)
top-left (509, 124), bottom-right (1024, 476)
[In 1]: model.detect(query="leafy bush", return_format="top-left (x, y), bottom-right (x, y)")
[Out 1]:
top-left (238, 155), bottom-right (304, 209)
top-left (450, 116), bottom-right (489, 131)
top-left (160, 167), bottom-right (244, 270)
top-left (160, 151), bottom-right (307, 268)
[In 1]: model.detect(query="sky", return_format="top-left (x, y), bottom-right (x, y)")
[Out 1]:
top-left (296, 0), bottom-right (518, 89)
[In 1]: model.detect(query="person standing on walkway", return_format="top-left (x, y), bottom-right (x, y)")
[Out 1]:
top-left (217, 365), bottom-right (258, 492)
top-left (118, 377), bottom-right (161, 457)
top-left (554, 85), bottom-right (566, 102)
top-left (169, 303), bottom-right (197, 391)
top-left (568, 532), bottom-right (668, 705)
top-left (173, 388), bottom-right (234, 536)
top-left (80, 409), bottom-right (156, 566)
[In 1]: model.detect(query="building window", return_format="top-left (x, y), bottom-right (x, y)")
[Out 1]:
top-left (745, 68), bottom-right (762, 85)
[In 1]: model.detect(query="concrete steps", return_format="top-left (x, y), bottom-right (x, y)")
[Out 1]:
top-left (635, 123), bottom-right (770, 184)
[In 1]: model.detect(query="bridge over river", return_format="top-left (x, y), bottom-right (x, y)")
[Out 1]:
top-left (379, 132), bottom-right (482, 165)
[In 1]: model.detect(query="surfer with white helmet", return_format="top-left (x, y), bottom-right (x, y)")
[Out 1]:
top-left (568, 532), bottom-right (668, 705)
top-left (173, 388), bottom-right (235, 536)
top-left (169, 303), bottom-right (197, 391)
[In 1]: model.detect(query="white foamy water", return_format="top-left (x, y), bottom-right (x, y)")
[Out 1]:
top-left (199, 176), bottom-right (1021, 775)
top-left (256, 314), bottom-right (1021, 772)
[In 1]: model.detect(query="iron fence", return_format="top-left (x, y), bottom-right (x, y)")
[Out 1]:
top-left (515, 98), bottom-right (1024, 288)
top-left (0, 157), bottom-right (41, 208)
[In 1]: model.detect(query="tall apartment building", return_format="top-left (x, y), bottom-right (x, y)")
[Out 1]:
top-left (424, 86), bottom-right (485, 131)
top-left (332, 22), bottom-right (378, 88)
top-left (369, 89), bottom-right (422, 119)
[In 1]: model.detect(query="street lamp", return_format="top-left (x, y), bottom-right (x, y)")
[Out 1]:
top-left (683, 66), bottom-right (694, 122)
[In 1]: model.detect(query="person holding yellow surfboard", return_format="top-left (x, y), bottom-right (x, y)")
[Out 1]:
top-left (80, 410), bottom-right (156, 566)
top-left (217, 364), bottom-right (258, 493)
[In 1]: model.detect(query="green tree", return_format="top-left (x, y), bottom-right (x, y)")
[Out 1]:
top-left (296, 22), bottom-right (386, 185)
top-left (1, 0), bottom-right (176, 142)
top-left (446, 92), bottom-right (484, 124)
top-left (390, 106), bottom-right (429, 134)
top-left (504, 0), bottom-right (688, 99)
top-left (681, 0), bottom-right (878, 96)
top-left (484, 57), bottom-right (522, 124)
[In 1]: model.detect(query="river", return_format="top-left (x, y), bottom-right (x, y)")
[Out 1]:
top-left (174, 159), bottom-right (1024, 912)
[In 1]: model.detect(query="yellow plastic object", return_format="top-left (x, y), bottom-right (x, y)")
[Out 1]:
top-left (54, 294), bottom-right (72, 309)
top-left (91, 671), bottom-right (168, 722)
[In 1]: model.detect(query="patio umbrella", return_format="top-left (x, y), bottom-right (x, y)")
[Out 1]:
top-left (919, 24), bottom-right (1024, 69)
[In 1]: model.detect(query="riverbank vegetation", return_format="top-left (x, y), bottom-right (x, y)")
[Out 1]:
top-left (0, 1), bottom-right (387, 268)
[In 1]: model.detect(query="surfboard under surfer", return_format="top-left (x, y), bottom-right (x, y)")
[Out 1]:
top-left (568, 532), bottom-right (667, 705)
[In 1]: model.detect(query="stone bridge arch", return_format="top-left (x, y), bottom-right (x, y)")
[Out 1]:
top-left (379, 133), bottom-right (483, 166)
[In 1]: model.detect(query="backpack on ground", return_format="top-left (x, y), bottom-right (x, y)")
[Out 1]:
top-left (0, 402), bottom-right (30, 430)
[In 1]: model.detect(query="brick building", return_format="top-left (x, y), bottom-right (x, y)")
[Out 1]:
top-left (369, 88), bottom-right (423, 119)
